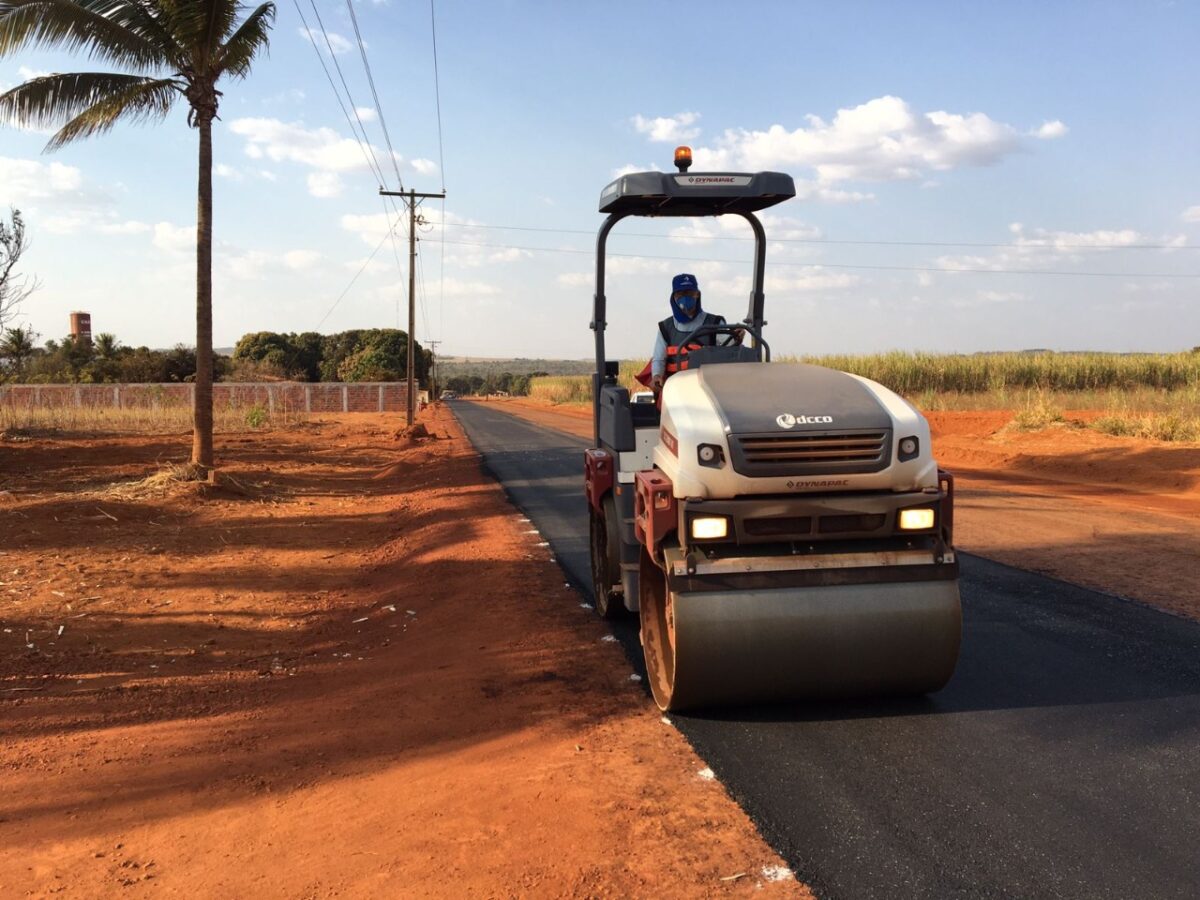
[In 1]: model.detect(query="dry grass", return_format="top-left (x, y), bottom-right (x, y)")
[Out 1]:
top-left (0, 401), bottom-right (307, 437)
top-left (1005, 396), bottom-right (1072, 432)
top-left (528, 354), bottom-right (1200, 442)
top-left (790, 350), bottom-right (1200, 393)
top-left (1091, 414), bottom-right (1200, 443)
top-left (527, 375), bottom-right (593, 405)
top-left (89, 463), bottom-right (197, 500)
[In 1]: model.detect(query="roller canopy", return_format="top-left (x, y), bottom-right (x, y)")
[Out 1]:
top-left (598, 170), bottom-right (796, 216)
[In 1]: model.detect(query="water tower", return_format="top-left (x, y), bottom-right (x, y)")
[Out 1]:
top-left (70, 311), bottom-right (92, 345)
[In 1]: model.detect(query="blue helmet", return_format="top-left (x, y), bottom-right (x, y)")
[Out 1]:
top-left (670, 273), bottom-right (701, 323)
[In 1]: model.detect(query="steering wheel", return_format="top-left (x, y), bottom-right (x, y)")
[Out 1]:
top-left (683, 323), bottom-right (771, 362)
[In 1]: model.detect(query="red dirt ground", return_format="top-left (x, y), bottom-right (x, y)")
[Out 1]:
top-left (491, 398), bottom-right (1200, 622)
top-left (0, 407), bottom-right (808, 898)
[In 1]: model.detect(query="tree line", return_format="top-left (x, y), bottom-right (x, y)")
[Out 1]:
top-left (442, 372), bottom-right (545, 396)
top-left (0, 327), bottom-right (431, 386)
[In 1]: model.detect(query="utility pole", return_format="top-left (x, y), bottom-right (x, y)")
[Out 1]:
top-left (380, 187), bottom-right (446, 426)
top-left (426, 339), bottom-right (442, 399)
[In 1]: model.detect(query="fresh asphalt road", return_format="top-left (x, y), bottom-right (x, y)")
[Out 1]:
top-left (451, 400), bottom-right (1200, 900)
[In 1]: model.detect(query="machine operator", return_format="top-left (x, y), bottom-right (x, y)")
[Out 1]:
top-left (648, 273), bottom-right (742, 392)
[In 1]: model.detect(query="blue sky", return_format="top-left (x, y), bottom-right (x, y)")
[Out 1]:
top-left (2, 0), bottom-right (1198, 359)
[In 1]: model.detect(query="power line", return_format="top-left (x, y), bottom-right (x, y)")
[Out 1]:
top-left (379, 195), bottom-right (407, 329)
top-left (429, 220), bottom-right (1198, 252)
top-left (438, 198), bottom-right (446, 344)
top-left (416, 243), bottom-right (432, 340)
top-left (429, 0), bottom-right (446, 192)
top-left (343, 0), bottom-right (405, 191)
top-left (305, 0), bottom-right (386, 186)
top-left (296, 0), bottom-right (418, 326)
top-left (433, 237), bottom-right (1200, 279)
top-left (292, 0), bottom-right (386, 186)
top-left (316, 210), bottom-right (406, 328)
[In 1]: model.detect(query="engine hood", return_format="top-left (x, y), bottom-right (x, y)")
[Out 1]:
top-left (697, 362), bottom-right (893, 434)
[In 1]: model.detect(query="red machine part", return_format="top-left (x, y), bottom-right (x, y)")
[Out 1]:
top-left (584, 448), bottom-right (613, 513)
top-left (938, 469), bottom-right (955, 546)
top-left (634, 470), bottom-right (677, 551)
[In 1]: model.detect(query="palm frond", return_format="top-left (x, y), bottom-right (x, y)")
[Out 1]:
top-left (0, 70), bottom-right (180, 131)
top-left (42, 74), bottom-right (178, 149)
top-left (217, 1), bottom-right (273, 79)
top-left (163, 0), bottom-right (237, 67)
top-left (0, 0), bottom-right (176, 71)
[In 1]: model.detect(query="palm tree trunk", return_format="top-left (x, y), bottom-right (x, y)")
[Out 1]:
top-left (192, 114), bottom-right (215, 472)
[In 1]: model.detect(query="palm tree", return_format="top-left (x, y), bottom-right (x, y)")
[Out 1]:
top-left (0, 0), bottom-right (275, 475)
top-left (94, 331), bottom-right (119, 359)
top-left (0, 322), bottom-right (36, 380)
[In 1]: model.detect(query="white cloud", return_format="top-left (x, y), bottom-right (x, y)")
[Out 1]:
top-left (632, 112), bottom-right (701, 143)
top-left (354, 106), bottom-right (378, 123)
top-left (669, 214), bottom-right (821, 246)
top-left (488, 248), bottom-right (531, 263)
top-left (976, 290), bottom-right (1027, 304)
top-left (609, 257), bottom-right (672, 276)
top-left (17, 66), bottom-right (51, 80)
top-left (699, 267), bottom-right (859, 299)
top-left (223, 249), bottom-right (271, 280)
top-left (795, 181), bottom-right (874, 203)
top-left (341, 211), bottom-right (404, 246)
top-left (230, 117), bottom-right (377, 173)
top-left (556, 272), bottom-right (592, 288)
top-left (0, 157), bottom-right (163, 235)
top-left (297, 26), bottom-right (352, 55)
top-left (263, 88), bottom-right (307, 106)
top-left (98, 220), bottom-right (151, 235)
top-left (230, 117), bottom-right (431, 189)
top-left (283, 249), bottom-right (322, 270)
top-left (153, 222), bottom-right (193, 253)
top-left (1010, 223), bottom-right (1185, 251)
top-left (307, 171), bottom-right (344, 198)
top-left (689, 96), bottom-right (1048, 188)
top-left (215, 163), bottom-right (279, 184)
top-left (0, 156), bottom-right (84, 202)
top-left (611, 163), bottom-right (662, 178)
top-left (769, 268), bottom-right (860, 292)
top-left (935, 223), bottom-right (1187, 275)
top-left (1032, 120), bottom-right (1068, 139)
top-left (1182, 205), bottom-right (1200, 224)
top-left (1121, 281), bottom-right (1175, 293)
top-left (344, 256), bottom-right (391, 275)
top-left (439, 277), bottom-right (501, 297)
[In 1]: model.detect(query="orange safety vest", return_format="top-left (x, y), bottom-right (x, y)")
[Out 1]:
top-left (635, 314), bottom-right (726, 388)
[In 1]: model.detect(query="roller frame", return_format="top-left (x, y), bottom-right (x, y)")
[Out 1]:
top-left (584, 158), bottom-right (963, 710)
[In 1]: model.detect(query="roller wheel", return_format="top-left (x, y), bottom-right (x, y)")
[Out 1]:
top-left (589, 495), bottom-right (624, 619)
top-left (638, 546), bottom-right (678, 711)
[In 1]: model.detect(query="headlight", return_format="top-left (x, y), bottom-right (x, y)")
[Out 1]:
top-left (697, 443), bottom-right (724, 468)
top-left (898, 508), bottom-right (935, 530)
top-left (690, 516), bottom-right (729, 540)
top-left (898, 436), bottom-right (920, 461)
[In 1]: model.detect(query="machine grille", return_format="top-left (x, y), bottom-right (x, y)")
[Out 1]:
top-left (729, 429), bottom-right (892, 477)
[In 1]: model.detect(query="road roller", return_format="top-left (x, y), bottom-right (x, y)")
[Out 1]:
top-left (584, 146), bottom-right (962, 711)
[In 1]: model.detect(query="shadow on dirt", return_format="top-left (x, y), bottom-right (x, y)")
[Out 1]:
top-left (1, 415), bottom-right (631, 835)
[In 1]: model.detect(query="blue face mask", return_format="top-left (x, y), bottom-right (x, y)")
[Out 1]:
top-left (672, 291), bottom-right (701, 322)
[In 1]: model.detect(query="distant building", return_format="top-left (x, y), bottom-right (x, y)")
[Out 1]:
top-left (70, 311), bottom-right (92, 345)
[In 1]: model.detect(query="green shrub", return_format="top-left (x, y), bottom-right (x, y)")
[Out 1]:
top-left (244, 404), bottom-right (268, 428)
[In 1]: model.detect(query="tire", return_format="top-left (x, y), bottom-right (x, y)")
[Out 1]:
top-left (590, 494), bottom-right (625, 619)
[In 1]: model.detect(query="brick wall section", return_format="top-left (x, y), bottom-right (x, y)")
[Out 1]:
top-left (0, 382), bottom-right (412, 413)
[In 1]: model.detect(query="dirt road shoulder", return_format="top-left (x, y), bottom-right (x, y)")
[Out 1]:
top-left (0, 407), bottom-right (807, 898)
